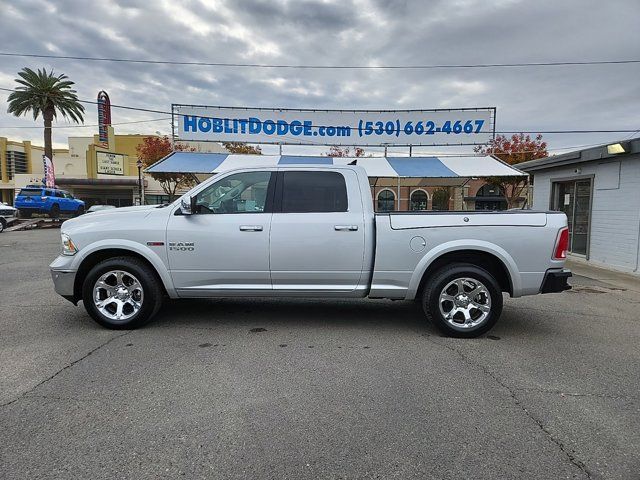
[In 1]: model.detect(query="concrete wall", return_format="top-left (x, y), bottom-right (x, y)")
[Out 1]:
top-left (531, 155), bottom-right (640, 273)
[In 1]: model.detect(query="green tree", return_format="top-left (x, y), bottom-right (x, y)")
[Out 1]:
top-left (7, 67), bottom-right (85, 161)
top-left (137, 136), bottom-right (197, 201)
top-left (474, 133), bottom-right (547, 208)
top-left (223, 142), bottom-right (262, 154)
top-left (432, 187), bottom-right (450, 211)
top-left (326, 146), bottom-right (367, 157)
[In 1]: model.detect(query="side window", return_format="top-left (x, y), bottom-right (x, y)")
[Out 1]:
top-left (281, 171), bottom-right (348, 213)
top-left (44, 190), bottom-right (53, 197)
top-left (55, 191), bottom-right (64, 198)
top-left (65, 193), bottom-right (74, 199)
top-left (194, 171), bottom-right (272, 214)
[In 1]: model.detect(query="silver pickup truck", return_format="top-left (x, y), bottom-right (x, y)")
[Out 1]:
top-left (50, 165), bottom-right (571, 337)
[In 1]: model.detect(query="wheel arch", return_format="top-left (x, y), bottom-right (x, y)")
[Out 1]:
top-left (72, 244), bottom-right (175, 302)
top-left (408, 241), bottom-right (520, 300)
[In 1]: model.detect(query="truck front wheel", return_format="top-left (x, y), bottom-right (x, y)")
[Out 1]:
top-left (82, 256), bottom-right (163, 329)
top-left (422, 263), bottom-right (503, 338)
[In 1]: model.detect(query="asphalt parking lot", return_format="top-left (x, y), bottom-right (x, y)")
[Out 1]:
top-left (1, 228), bottom-right (639, 479)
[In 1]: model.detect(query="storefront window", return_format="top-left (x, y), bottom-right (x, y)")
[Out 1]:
top-left (410, 190), bottom-right (428, 211)
top-left (145, 195), bottom-right (170, 205)
top-left (377, 190), bottom-right (395, 212)
top-left (475, 184), bottom-right (507, 211)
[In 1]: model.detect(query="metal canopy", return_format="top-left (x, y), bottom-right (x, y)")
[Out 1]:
top-left (145, 152), bottom-right (526, 178)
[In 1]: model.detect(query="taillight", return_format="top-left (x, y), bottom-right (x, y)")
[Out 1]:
top-left (553, 227), bottom-right (569, 259)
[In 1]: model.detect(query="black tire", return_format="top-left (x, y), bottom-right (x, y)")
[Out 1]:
top-left (0, 218), bottom-right (5, 233)
top-left (82, 256), bottom-right (163, 329)
top-left (50, 204), bottom-right (60, 219)
top-left (75, 205), bottom-right (85, 216)
top-left (422, 263), bottom-right (503, 338)
top-left (19, 209), bottom-right (32, 219)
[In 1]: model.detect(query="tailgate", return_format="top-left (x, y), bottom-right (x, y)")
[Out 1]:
top-left (389, 212), bottom-right (547, 229)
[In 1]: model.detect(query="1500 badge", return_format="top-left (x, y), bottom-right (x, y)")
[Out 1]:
top-left (169, 242), bottom-right (195, 252)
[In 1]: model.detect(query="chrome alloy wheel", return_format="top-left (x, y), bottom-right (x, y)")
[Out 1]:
top-left (438, 277), bottom-right (491, 329)
top-left (93, 270), bottom-right (144, 322)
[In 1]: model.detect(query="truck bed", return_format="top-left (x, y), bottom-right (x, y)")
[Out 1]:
top-left (370, 211), bottom-right (567, 300)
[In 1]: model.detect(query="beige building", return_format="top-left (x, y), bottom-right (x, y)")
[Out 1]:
top-left (0, 129), bottom-right (227, 206)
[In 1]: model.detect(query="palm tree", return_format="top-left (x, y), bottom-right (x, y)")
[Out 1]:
top-left (7, 67), bottom-right (85, 161)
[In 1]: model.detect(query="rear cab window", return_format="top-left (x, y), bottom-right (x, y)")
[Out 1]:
top-left (280, 171), bottom-right (348, 213)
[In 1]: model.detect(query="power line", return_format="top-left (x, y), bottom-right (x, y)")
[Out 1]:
top-left (1, 52), bottom-right (639, 70)
top-left (0, 117), bottom-right (170, 129)
top-left (1, 86), bottom-right (638, 136)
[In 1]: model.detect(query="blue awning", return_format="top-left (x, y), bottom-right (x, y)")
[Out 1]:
top-left (386, 157), bottom-right (458, 177)
top-left (145, 152), bottom-right (526, 178)
top-left (278, 155), bottom-right (334, 165)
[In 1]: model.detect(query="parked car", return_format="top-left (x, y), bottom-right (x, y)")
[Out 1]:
top-left (0, 202), bottom-right (17, 233)
top-left (50, 165), bottom-right (571, 337)
top-left (15, 186), bottom-right (85, 218)
top-left (86, 205), bottom-right (117, 213)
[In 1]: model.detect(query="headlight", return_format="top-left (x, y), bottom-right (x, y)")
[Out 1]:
top-left (61, 233), bottom-right (78, 256)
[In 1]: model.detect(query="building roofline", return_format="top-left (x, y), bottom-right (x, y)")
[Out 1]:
top-left (518, 137), bottom-right (640, 171)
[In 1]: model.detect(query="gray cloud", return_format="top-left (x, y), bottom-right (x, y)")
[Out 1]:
top-left (1, 0), bottom-right (639, 154)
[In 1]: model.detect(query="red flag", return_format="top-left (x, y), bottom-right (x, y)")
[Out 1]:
top-left (42, 155), bottom-right (56, 188)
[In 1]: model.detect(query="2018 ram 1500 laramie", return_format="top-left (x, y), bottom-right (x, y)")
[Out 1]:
top-left (50, 165), bottom-right (571, 337)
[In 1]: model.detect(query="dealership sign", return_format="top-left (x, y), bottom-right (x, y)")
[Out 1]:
top-left (172, 105), bottom-right (496, 146)
top-left (97, 152), bottom-right (125, 175)
top-left (97, 91), bottom-right (112, 148)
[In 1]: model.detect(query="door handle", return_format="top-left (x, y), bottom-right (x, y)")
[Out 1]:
top-left (240, 225), bottom-right (263, 232)
top-left (334, 225), bottom-right (358, 231)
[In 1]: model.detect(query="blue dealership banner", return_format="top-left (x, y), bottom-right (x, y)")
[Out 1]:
top-left (172, 105), bottom-right (495, 146)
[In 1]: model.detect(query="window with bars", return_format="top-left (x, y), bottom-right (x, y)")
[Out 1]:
top-left (6, 151), bottom-right (28, 180)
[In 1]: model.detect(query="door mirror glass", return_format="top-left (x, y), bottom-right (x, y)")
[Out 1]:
top-left (180, 197), bottom-right (193, 215)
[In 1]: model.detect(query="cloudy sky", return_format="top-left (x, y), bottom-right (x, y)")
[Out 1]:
top-left (0, 0), bottom-right (638, 155)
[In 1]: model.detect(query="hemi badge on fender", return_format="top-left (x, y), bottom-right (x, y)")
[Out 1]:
top-left (146, 241), bottom-right (165, 246)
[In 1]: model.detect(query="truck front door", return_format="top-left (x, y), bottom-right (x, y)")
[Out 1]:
top-left (166, 170), bottom-right (275, 296)
top-left (269, 169), bottom-right (367, 294)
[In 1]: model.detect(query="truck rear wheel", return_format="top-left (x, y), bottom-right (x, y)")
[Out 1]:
top-left (82, 256), bottom-right (163, 329)
top-left (422, 263), bottom-right (503, 338)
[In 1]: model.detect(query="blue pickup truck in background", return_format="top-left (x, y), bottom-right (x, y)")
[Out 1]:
top-left (15, 185), bottom-right (85, 218)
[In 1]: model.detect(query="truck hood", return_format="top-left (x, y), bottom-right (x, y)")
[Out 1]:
top-left (62, 204), bottom-right (165, 233)
top-left (91, 205), bottom-right (159, 215)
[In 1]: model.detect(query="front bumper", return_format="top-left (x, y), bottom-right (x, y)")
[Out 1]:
top-left (540, 269), bottom-right (572, 293)
top-left (51, 269), bottom-right (76, 298)
top-left (50, 255), bottom-right (78, 303)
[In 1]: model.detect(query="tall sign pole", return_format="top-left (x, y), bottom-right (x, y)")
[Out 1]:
top-left (97, 91), bottom-right (111, 149)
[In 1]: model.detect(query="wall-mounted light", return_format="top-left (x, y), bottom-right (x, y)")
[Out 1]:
top-left (607, 142), bottom-right (631, 155)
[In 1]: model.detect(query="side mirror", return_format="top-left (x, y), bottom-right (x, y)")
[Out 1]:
top-left (180, 197), bottom-right (193, 215)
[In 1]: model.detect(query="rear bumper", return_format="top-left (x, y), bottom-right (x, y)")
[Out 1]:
top-left (540, 268), bottom-right (572, 293)
top-left (16, 206), bottom-right (46, 213)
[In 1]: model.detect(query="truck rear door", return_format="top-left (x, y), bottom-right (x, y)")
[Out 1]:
top-left (269, 169), bottom-right (366, 293)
